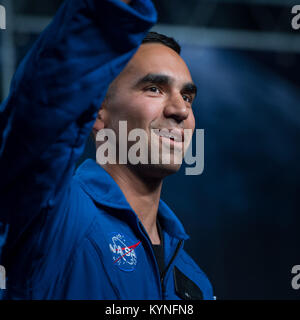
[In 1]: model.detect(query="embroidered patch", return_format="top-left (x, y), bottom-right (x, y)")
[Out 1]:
top-left (108, 232), bottom-right (140, 272)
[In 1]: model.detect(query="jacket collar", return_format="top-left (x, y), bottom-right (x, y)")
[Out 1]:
top-left (74, 159), bottom-right (189, 241)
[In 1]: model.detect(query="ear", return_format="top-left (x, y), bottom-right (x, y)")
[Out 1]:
top-left (92, 105), bottom-right (107, 138)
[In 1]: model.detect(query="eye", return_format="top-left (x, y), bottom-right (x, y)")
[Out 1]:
top-left (182, 94), bottom-right (192, 103)
top-left (146, 86), bottom-right (161, 94)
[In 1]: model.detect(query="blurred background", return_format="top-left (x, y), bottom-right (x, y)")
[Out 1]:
top-left (1, 0), bottom-right (299, 299)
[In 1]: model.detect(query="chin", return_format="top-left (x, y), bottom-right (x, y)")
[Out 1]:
top-left (139, 162), bottom-right (182, 179)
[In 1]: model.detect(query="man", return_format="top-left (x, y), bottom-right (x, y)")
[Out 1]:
top-left (0, 0), bottom-right (213, 299)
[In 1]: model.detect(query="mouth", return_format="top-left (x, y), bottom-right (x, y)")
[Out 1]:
top-left (152, 128), bottom-right (183, 143)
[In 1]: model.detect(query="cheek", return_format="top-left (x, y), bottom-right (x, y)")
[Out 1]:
top-left (123, 96), bottom-right (162, 129)
top-left (105, 96), bottom-right (161, 135)
top-left (186, 111), bottom-right (196, 131)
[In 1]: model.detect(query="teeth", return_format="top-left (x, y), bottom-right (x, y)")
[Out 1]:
top-left (159, 132), bottom-right (173, 139)
top-left (154, 129), bottom-right (182, 142)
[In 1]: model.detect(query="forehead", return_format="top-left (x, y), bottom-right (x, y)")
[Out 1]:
top-left (123, 43), bottom-right (192, 84)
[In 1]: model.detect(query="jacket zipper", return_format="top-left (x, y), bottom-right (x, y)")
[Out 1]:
top-left (137, 222), bottom-right (163, 298)
top-left (138, 221), bottom-right (183, 299)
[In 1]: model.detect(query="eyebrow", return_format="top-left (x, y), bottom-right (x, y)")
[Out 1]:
top-left (182, 82), bottom-right (197, 97)
top-left (134, 73), bottom-right (197, 97)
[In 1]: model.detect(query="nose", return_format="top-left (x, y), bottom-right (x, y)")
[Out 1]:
top-left (163, 92), bottom-right (189, 123)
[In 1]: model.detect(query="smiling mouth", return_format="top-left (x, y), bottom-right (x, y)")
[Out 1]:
top-left (152, 128), bottom-right (183, 142)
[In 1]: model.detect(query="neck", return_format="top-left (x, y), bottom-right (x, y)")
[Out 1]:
top-left (101, 163), bottom-right (163, 244)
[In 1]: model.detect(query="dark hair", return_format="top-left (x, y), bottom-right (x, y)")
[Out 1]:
top-left (142, 31), bottom-right (181, 55)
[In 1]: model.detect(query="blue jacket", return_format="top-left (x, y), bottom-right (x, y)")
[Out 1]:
top-left (0, 0), bottom-right (213, 300)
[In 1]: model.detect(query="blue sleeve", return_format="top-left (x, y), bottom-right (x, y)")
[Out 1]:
top-left (0, 0), bottom-right (156, 250)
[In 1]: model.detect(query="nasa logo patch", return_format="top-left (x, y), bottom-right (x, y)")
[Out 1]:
top-left (108, 232), bottom-right (141, 272)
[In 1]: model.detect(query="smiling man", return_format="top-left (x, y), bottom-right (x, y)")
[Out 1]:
top-left (93, 37), bottom-right (197, 245)
top-left (0, 0), bottom-right (213, 300)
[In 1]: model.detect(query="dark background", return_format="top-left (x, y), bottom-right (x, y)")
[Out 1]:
top-left (0, 0), bottom-right (299, 299)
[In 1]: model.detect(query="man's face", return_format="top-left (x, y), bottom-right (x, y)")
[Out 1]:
top-left (93, 43), bottom-right (196, 178)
